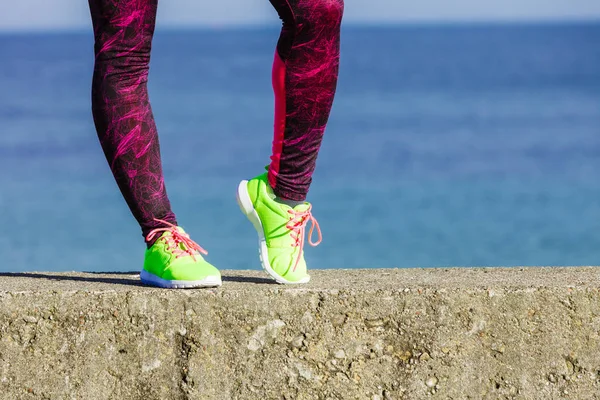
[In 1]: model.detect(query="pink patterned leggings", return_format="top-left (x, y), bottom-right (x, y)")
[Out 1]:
top-left (89, 0), bottom-right (343, 242)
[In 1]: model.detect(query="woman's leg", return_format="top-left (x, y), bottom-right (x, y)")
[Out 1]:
top-left (235, 0), bottom-right (343, 284)
top-left (89, 0), bottom-right (176, 244)
top-left (267, 0), bottom-right (344, 201)
top-left (89, 0), bottom-right (221, 287)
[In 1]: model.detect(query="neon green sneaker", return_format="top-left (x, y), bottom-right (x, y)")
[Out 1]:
top-left (236, 172), bottom-right (321, 284)
top-left (140, 219), bottom-right (222, 288)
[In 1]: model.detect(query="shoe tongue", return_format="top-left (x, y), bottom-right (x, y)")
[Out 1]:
top-left (164, 227), bottom-right (195, 252)
top-left (293, 203), bottom-right (311, 212)
top-left (161, 227), bottom-right (186, 237)
top-left (161, 227), bottom-right (188, 244)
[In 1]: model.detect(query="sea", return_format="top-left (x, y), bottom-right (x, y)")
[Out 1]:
top-left (0, 22), bottom-right (599, 273)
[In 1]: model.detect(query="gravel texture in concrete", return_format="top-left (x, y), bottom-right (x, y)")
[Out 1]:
top-left (0, 267), bottom-right (599, 399)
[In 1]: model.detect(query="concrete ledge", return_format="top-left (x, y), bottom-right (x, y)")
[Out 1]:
top-left (1, 267), bottom-right (599, 399)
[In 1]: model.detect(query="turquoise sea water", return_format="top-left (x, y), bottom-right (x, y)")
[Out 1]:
top-left (0, 23), bottom-right (599, 272)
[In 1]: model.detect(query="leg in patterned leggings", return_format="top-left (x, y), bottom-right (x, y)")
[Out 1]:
top-left (88, 0), bottom-right (175, 244)
top-left (267, 0), bottom-right (344, 201)
top-left (237, 0), bottom-right (344, 284)
top-left (88, 0), bottom-right (221, 288)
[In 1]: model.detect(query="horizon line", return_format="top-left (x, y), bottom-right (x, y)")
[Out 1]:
top-left (0, 17), bottom-right (599, 34)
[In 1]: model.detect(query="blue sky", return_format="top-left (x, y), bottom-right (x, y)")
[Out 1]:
top-left (2, 0), bottom-right (600, 31)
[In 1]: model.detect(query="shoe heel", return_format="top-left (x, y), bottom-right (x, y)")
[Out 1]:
top-left (238, 178), bottom-right (268, 232)
top-left (236, 180), bottom-right (253, 215)
top-left (237, 180), bottom-right (264, 233)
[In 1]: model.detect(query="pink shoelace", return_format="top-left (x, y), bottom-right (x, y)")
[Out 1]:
top-left (145, 219), bottom-right (208, 261)
top-left (286, 206), bottom-right (322, 272)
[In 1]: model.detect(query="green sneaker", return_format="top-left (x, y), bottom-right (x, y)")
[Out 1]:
top-left (236, 172), bottom-right (321, 284)
top-left (140, 219), bottom-right (222, 288)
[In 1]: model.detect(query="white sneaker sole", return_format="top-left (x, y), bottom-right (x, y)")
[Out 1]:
top-left (236, 180), bottom-right (310, 285)
top-left (140, 270), bottom-right (222, 289)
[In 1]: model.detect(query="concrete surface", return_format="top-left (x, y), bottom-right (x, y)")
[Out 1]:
top-left (0, 267), bottom-right (599, 399)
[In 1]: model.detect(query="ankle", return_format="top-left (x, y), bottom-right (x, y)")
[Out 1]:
top-left (275, 196), bottom-right (304, 208)
top-left (269, 185), bottom-right (306, 208)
